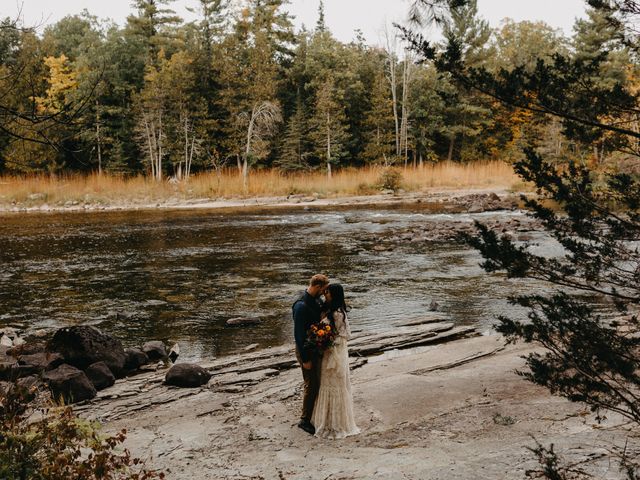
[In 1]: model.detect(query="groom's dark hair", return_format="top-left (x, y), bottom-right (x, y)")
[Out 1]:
top-left (309, 274), bottom-right (329, 288)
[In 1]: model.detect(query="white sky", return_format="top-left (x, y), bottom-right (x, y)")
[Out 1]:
top-left (4, 0), bottom-right (588, 45)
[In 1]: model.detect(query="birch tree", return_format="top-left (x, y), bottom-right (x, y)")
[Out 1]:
top-left (399, 49), bottom-right (415, 166)
top-left (135, 54), bottom-right (167, 181)
top-left (384, 27), bottom-right (401, 158)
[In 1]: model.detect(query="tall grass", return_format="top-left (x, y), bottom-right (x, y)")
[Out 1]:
top-left (0, 161), bottom-right (522, 207)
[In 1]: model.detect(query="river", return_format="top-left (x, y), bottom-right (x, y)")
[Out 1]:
top-left (0, 205), bottom-right (538, 361)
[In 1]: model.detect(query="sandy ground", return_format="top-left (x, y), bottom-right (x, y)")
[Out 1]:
top-left (102, 335), bottom-right (631, 480)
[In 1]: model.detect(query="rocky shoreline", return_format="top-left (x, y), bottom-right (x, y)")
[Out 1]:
top-left (92, 332), bottom-right (631, 480)
top-left (0, 188), bottom-right (523, 215)
top-left (2, 318), bottom-right (633, 479)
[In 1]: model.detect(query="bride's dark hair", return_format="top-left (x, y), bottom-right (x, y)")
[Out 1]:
top-left (328, 283), bottom-right (348, 313)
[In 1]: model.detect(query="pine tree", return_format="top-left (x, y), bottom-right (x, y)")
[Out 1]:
top-left (277, 92), bottom-right (310, 170)
top-left (309, 77), bottom-right (349, 177)
top-left (362, 70), bottom-right (395, 165)
top-left (127, 0), bottom-right (182, 65)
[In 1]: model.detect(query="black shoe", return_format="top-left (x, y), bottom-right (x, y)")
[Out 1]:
top-left (297, 420), bottom-right (315, 435)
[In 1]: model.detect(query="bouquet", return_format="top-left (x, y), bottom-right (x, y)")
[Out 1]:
top-left (305, 318), bottom-right (336, 354)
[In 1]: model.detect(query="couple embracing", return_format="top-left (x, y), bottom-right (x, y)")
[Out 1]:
top-left (292, 274), bottom-right (360, 439)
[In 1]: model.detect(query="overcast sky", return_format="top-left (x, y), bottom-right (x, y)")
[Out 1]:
top-left (4, 0), bottom-right (588, 45)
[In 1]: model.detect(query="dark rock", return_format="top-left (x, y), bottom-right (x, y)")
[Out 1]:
top-left (47, 326), bottom-right (126, 377)
top-left (9, 364), bottom-right (39, 380)
top-left (0, 360), bottom-right (17, 380)
top-left (85, 361), bottom-right (115, 390)
top-left (168, 343), bottom-right (180, 363)
top-left (225, 317), bottom-right (262, 327)
top-left (429, 300), bottom-right (440, 312)
top-left (165, 363), bottom-right (211, 388)
top-left (43, 364), bottom-right (96, 404)
top-left (18, 352), bottom-right (64, 372)
top-left (8, 340), bottom-right (46, 357)
top-left (142, 341), bottom-right (167, 361)
top-left (124, 347), bottom-right (148, 371)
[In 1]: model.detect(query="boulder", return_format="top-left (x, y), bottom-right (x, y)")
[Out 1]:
top-left (47, 326), bottom-right (126, 377)
top-left (8, 364), bottom-right (39, 380)
top-left (8, 340), bottom-right (46, 357)
top-left (168, 343), bottom-right (180, 363)
top-left (43, 364), bottom-right (96, 404)
top-left (124, 347), bottom-right (148, 371)
top-left (142, 341), bottom-right (167, 361)
top-left (225, 317), bottom-right (262, 327)
top-left (17, 352), bottom-right (64, 372)
top-left (85, 361), bottom-right (115, 390)
top-left (165, 363), bottom-right (211, 388)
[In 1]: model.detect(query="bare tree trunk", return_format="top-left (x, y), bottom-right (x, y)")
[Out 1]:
top-left (400, 50), bottom-right (413, 168)
top-left (448, 136), bottom-right (455, 162)
top-left (95, 100), bottom-right (102, 175)
top-left (187, 136), bottom-right (195, 180)
top-left (243, 105), bottom-right (256, 191)
top-left (384, 28), bottom-right (400, 157)
top-left (326, 112), bottom-right (332, 179)
top-left (156, 114), bottom-right (163, 182)
top-left (143, 115), bottom-right (155, 179)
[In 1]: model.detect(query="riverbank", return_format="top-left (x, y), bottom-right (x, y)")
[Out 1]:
top-left (74, 331), bottom-right (630, 480)
top-left (0, 162), bottom-right (524, 214)
top-left (0, 187), bottom-right (522, 215)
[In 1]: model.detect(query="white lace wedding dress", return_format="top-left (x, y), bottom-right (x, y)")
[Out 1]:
top-left (311, 310), bottom-right (360, 439)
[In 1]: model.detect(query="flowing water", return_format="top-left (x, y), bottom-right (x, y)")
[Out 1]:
top-left (0, 205), bottom-right (544, 361)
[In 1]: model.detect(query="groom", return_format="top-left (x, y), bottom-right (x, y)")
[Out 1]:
top-left (292, 273), bottom-right (329, 435)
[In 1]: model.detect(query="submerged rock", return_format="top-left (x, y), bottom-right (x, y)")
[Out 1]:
top-left (47, 326), bottom-right (126, 377)
top-left (165, 363), bottom-right (211, 388)
top-left (44, 364), bottom-right (97, 404)
top-left (226, 317), bottom-right (262, 327)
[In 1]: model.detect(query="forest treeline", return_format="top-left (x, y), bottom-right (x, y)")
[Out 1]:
top-left (0, 0), bottom-right (636, 182)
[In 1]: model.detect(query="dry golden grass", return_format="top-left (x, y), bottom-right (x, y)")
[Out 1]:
top-left (0, 161), bottom-right (523, 207)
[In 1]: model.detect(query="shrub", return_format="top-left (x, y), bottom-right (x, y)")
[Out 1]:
top-left (0, 382), bottom-right (164, 480)
top-left (378, 168), bottom-right (403, 192)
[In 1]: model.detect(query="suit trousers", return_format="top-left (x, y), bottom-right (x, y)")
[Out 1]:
top-left (296, 349), bottom-right (321, 422)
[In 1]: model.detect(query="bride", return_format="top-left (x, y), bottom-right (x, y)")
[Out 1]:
top-left (311, 283), bottom-right (360, 439)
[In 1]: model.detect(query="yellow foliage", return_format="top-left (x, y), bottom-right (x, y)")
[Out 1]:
top-left (35, 55), bottom-right (77, 114)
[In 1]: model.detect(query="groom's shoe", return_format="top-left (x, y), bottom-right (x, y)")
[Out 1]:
top-left (297, 420), bottom-right (315, 435)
